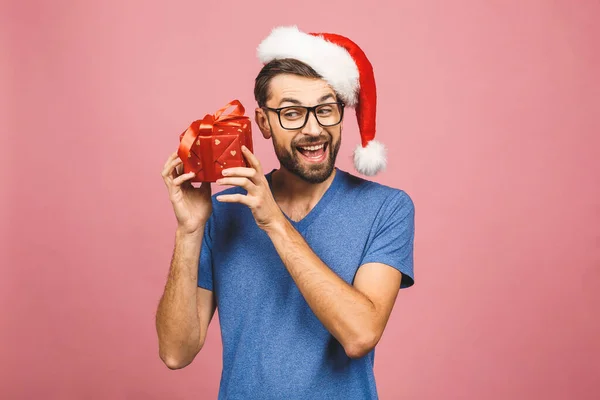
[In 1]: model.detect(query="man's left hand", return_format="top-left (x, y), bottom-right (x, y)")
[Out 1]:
top-left (216, 146), bottom-right (284, 231)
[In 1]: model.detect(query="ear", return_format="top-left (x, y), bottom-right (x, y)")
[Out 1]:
top-left (255, 108), bottom-right (272, 139)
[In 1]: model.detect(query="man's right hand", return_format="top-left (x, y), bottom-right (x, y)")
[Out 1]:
top-left (161, 151), bottom-right (212, 235)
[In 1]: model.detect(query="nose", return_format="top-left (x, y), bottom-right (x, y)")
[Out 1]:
top-left (301, 110), bottom-right (322, 136)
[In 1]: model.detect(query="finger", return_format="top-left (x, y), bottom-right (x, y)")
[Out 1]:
top-left (241, 146), bottom-right (262, 175)
top-left (163, 151), bottom-right (179, 170)
top-left (172, 171), bottom-right (196, 186)
top-left (174, 159), bottom-right (184, 178)
top-left (166, 157), bottom-right (183, 180)
top-left (161, 153), bottom-right (179, 180)
top-left (216, 193), bottom-right (251, 205)
top-left (221, 167), bottom-right (258, 183)
top-left (216, 177), bottom-right (254, 192)
top-left (162, 155), bottom-right (181, 178)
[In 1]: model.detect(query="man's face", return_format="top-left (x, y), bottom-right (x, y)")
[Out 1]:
top-left (258, 74), bottom-right (342, 184)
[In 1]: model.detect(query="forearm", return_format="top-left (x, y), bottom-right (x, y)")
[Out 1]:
top-left (265, 218), bottom-right (378, 358)
top-left (156, 227), bottom-right (204, 366)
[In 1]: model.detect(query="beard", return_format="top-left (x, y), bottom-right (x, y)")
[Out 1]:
top-left (272, 129), bottom-right (341, 184)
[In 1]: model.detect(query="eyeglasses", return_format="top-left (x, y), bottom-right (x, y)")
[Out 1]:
top-left (263, 102), bottom-right (345, 130)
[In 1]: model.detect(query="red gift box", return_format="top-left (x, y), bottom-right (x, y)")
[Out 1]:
top-left (178, 100), bottom-right (254, 182)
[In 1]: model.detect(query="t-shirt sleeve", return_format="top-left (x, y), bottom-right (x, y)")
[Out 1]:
top-left (198, 214), bottom-right (214, 291)
top-left (360, 190), bottom-right (415, 288)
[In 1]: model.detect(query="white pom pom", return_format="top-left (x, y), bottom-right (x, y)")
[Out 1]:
top-left (353, 140), bottom-right (387, 176)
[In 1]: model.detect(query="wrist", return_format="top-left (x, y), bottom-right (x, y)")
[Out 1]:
top-left (176, 224), bottom-right (205, 240)
top-left (262, 212), bottom-right (289, 237)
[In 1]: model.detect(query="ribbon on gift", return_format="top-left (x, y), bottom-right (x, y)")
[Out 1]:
top-left (178, 100), bottom-right (248, 174)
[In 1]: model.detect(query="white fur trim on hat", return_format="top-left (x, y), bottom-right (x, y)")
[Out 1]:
top-left (353, 140), bottom-right (387, 176)
top-left (257, 26), bottom-right (360, 106)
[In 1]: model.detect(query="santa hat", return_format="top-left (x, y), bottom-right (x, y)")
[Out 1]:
top-left (256, 25), bottom-right (386, 176)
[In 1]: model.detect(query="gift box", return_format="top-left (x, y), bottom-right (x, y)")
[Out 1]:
top-left (178, 100), bottom-right (254, 182)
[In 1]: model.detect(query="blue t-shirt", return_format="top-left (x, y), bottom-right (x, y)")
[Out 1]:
top-left (199, 168), bottom-right (415, 399)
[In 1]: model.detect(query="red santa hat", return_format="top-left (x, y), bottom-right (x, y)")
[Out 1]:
top-left (257, 25), bottom-right (386, 176)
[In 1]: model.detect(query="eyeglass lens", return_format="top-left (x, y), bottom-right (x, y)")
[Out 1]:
top-left (279, 103), bottom-right (342, 130)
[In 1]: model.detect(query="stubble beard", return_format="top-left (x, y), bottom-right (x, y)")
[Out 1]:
top-left (272, 128), bottom-right (342, 184)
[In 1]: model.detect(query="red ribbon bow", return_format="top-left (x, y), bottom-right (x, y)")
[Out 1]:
top-left (178, 100), bottom-right (247, 170)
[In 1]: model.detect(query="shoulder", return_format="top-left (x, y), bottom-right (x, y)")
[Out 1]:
top-left (337, 169), bottom-right (414, 213)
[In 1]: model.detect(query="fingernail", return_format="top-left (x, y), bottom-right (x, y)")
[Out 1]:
top-left (222, 170), bottom-right (229, 176)
top-left (241, 145), bottom-right (247, 151)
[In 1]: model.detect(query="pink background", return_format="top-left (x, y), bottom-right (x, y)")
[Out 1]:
top-left (2, 0), bottom-right (599, 399)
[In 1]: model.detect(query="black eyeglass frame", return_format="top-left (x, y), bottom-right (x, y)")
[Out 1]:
top-left (262, 101), bottom-right (346, 131)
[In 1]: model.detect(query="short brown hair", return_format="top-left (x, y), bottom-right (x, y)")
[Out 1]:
top-left (254, 58), bottom-right (323, 107)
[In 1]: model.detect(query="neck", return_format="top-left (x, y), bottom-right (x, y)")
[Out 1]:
top-left (271, 167), bottom-right (337, 213)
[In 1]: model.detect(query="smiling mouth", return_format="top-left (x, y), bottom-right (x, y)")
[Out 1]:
top-left (296, 142), bottom-right (328, 161)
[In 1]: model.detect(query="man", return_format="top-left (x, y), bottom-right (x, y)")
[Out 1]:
top-left (156, 26), bottom-right (415, 399)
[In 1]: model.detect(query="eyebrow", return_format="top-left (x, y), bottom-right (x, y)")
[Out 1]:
top-left (277, 93), bottom-right (337, 107)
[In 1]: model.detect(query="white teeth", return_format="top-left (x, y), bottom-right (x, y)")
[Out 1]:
top-left (299, 144), bottom-right (324, 151)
